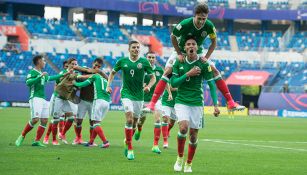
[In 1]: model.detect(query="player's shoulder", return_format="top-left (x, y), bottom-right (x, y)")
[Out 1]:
top-left (205, 19), bottom-right (215, 28)
top-left (117, 57), bottom-right (127, 62)
top-left (139, 57), bottom-right (149, 63)
top-left (155, 66), bottom-right (164, 72)
top-left (180, 17), bottom-right (193, 26)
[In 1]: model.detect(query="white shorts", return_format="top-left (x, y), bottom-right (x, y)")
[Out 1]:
top-left (161, 105), bottom-right (177, 120)
top-left (165, 51), bottom-right (215, 68)
top-left (121, 98), bottom-right (143, 118)
top-left (29, 97), bottom-right (49, 119)
top-left (77, 100), bottom-right (93, 119)
top-left (52, 96), bottom-right (78, 118)
top-left (174, 104), bottom-right (204, 129)
top-left (142, 100), bottom-right (163, 116)
top-left (91, 99), bottom-right (109, 122)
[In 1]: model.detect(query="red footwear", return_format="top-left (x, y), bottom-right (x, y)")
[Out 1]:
top-left (227, 101), bottom-right (246, 111)
top-left (52, 140), bottom-right (60, 145)
top-left (43, 136), bottom-right (49, 144)
top-left (59, 133), bottom-right (68, 144)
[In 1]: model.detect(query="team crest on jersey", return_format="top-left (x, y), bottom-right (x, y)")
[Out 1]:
top-left (155, 71), bottom-right (160, 77)
top-left (137, 63), bottom-right (143, 69)
top-left (201, 31), bottom-right (207, 37)
top-left (176, 24), bottom-right (182, 30)
top-left (124, 64), bottom-right (128, 67)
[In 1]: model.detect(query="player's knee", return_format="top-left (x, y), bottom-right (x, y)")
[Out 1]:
top-left (40, 118), bottom-right (48, 125)
top-left (190, 135), bottom-right (198, 144)
top-left (32, 118), bottom-right (39, 124)
top-left (179, 127), bottom-right (188, 135)
top-left (162, 116), bottom-right (168, 123)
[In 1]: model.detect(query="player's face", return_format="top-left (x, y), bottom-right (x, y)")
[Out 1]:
top-left (92, 61), bottom-right (102, 70)
top-left (63, 63), bottom-right (68, 69)
top-left (69, 60), bottom-right (78, 69)
top-left (129, 43), bottom-right (140, 57)
top-left (194, 13), bottom-right (208, 27)
top-left (184, 39), bottom-right (198, 57)
top-left (146, 53), bottom-right (156, 66)
top-left (39, 58), bottom-right (46, 69)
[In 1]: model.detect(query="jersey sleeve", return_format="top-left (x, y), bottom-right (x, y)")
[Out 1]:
top-left (202, 63), bottom-right (214, 81)
top-left (74, 74), bottom-right (95, 88)
top-left (207, 20), bottom-right (217, 39)
top-left (25, 71), bottom-right (41, 86)
top-left (113, 58), bottom-right (122, 72)
top-left (47, 73), bottom-right (64, 82)
top-left (172, 19), bottom-right (187, 37)
top-left (144, 59), bottom-right (153, 75)
top-left (170, 61), bottom-right (187, 88)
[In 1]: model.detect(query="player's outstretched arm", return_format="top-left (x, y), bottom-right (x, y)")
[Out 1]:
top-left (106, 71), bottom-right (116, 93)
top-left (144, 74), bottom-right (156, 92)
top-left (73, 79), bottom-right (92, 88)
top-left (47, 73), bottom-right (65, 82)
top-left (26, 75), bottom-right (42, 86)
top-left (203, 37), bottom-right (217, 61)
top-left (207, 80), bottom-right (218, 106)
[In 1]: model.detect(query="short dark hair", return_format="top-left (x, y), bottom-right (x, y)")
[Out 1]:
top-left (128, 40), bottom-right (139, 47)
top-left (33, 55), bottom-right (43, 65)
top-left (94, 58), bottom-right (103, 65)
top-left (62, 60), bottom-right (68, 67)
top-left (194, 3), bottom-right (209, 15)
top-left (146, 51), bottom-right (156, 56)
top-left (67, 58), bottom-right (77, 64)
top-left (185, 35), bottom-right (197, 44)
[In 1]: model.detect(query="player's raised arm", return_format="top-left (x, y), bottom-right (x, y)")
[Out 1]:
top-left (73, 78), bottom-right (93, 88)
top-left (203, 25), bottom-right (217, 61)
top-left (25, 73), bottom-right (44, 86)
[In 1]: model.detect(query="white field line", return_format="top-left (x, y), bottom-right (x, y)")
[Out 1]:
top-left (202, 139), bottom-right (307, 152)
top-left (202, 139), bottom-right (307, 144)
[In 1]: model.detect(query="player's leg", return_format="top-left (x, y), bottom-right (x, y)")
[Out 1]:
top-left (60, 100), bottom-right (77, 144)
top-left (43, 121), bottom-right (52, 144)
top-left (134, 102), bottom-right (148, 141)
top-left (210, 65), bottom-right (245, 111)
top-left (15, 98), bottom-right (40, 146)
top-left (184, 128), bottom-right (198, 173)
top-left (73, 100), bottom-right (87, 145)
top-left (152, 109), bottom-right (162, 154)
top-left (173, 104), bottom-right (189, 172)
top-left (58, 114), bottom-right (65, 134)
top-left (46, 95), bottom-right (60, 145)
top-left (161, 106), bottom-right (171, 148)
top-left (32, 99), bottom-right (49, 147)
top-left (122, 98), bottom-right (135, 160)
top-left (168, 107), bottom-right (177, 137)
top-left (144, 52), bottom-right (177, 112)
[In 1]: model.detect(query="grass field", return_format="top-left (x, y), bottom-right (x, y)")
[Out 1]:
top-left (1, 107), bottom-right (307, 175)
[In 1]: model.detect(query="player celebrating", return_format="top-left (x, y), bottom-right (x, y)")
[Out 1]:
top-left (107, 40), bottom-right (156, 160)
top-left (171, 37), bottom-right (220, 173)
top-left (73, 72), bottom-right (111, 148)
top-left (144, 3), bottom-right (245, 112)
top-left (15, 55), bottom-right (68, 147)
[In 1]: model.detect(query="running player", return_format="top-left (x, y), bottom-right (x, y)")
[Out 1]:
top-left (15, 55), bottom-right (68, 147)
top-left (172, 37), bottom-right (220, 173)
top-left (144, 3), bottom-right (245, 112)
top-left (107, 40), bottom-right (156, 160)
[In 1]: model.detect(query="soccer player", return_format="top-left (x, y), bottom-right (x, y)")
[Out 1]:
top-left (73, 72), bottom-right (111, 148)
top-left (72, 58), bottom-right (107, 145)
top-left (107, 40), bottom-right (156, 160)
top-left (44, 60), bottom-right (68, 145)
top-left (15, 55), bottom-right (68, 147)
top-left (160, 85), bottom-right (178, 148)
top-left (144, 3), bottom-right (245, 112)
top-left (171, 37), bottom-right (220, 173)
top-left (134, 52), bottom-right (164, 154)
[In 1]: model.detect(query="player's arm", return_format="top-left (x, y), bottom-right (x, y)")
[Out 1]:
top-left (107, 59), bottom-right (121, 93)
top-left (145, 74), bottom-right (156, 92)
top-left (171, 22), bottom-right (185, 61)
top-left (26, 75), bottom-right (42, 86)
top-left (171, 65), bottom-right (201, 87)
top-left (207, 80), bottom-right (218, 106)
top-left (74, 66), bottom-right (108, 79)
top-left (171, 34), bottom-right (182, 56)
top-left (204, 26), bottom-right (217, 60)
top-left (74, 79), bottom-right (92, 88)
top-left (47, 73), bottom-right (66, 82)
top-left (76, 74), bottom-right (93, 80)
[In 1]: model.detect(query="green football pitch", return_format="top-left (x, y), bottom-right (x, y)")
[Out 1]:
top-left (0, 107), bottom-right (307, 175)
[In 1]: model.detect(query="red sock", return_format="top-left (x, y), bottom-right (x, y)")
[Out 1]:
top-left (125, 126), bottom-right (133, 150)
top-left (177, 132), bottom-right (186, 157)
top-left (90, 126), bottom-right (94, 139)
top-left (51, 123), bottom-right (58, 141)
top-left (35, 125), bottom-right (46, 141)
top-left (89, 128), bottom-right (97, 144)
top-left (21, 121), bottom-right (34, 137)
top-left (62, 120), bottom-right (73, 135)
top-left (59, 120), bottom-right (64, 133)
top-left (187, 143), bottom-right (197, 164)
top-left (94, 126), bottom-right (107, 142)
top-left (137, 125), bottom-right (142, 132)
top-left (168, 122), bottom-right (174, 134)
top-left (215, 79), bottom-right (233, 103)
top-left (161, 122), bottom-right (168, 142)
top-left (46, 123), bottom-right (52, 137)
top-left (74, 125), bottom-right (82, 138)
top-left (150, 79), bottom-right (167, 105)
top-left (153, 123), bottom-right (161, 145)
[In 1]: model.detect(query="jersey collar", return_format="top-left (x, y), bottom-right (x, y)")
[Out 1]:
top-left (129, 56), bottom-right (140, 63)
top-left (185, 55), bottom-right (200, 64)
top-left (33, 68), bottom-right (42, 74)
top-left (192, 17), bottom-right (205, 30)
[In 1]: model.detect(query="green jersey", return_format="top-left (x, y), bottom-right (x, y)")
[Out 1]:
top-left (161, 89), bottom-right (177, 107)
top-left (172, 17), bottom-right (216, 54)
top-left (113, 57), bottom-right (153, 101)
top-left (52, 69), bottom-right (68, 97)
top-left (171, 57), bottom-right (215, 106)
top-left (144, 65), bottom-right (163, 102)
top-left (74, 74), bottom-right (110, 102)
top-left (26, 69), bottom-right (62, 100)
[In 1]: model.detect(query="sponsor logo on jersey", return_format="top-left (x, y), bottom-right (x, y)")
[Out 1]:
top-left (137, 63), bottom-right (143, 69)
top-left (201, 31), bottom-right (207, 37)
top-left (155, 71), bottom-right (161, 77)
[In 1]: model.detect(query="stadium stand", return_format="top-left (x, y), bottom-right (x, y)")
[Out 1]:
top-left (236, 0), bottom-right (260, 9)
top-left (267, 0), bottom-right (290, 10)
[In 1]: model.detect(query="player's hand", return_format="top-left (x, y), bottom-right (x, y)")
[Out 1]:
top-left (178, 54), bottom-right (184, 63)
top-left (201, 56), bottom-right (208, 63)
top-left (106, 86), bottom-right (112, 94)
top-left (143, 86), bottom-right (150, 93)
top-left (167, 94), bottom-right (173, 101)
top-left (41, 72), bottom-right (48, 77)
top-left (186, 66), bottom-right (201, 77)
top-left (213, 106), bottom-right (220, 117)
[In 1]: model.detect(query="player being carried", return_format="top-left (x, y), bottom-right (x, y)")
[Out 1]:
top-left (144, 3), bottom-right (245, 113)
top-left (15, 55), bottom-right (70, 147)
top-left (171, 36), bottom-right (220, 173)
top-left (107, 40), bottom-right (156, 160)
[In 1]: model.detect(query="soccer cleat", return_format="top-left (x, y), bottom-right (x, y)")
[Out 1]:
top-left (134, 130), bottom-right (141, 141)
top-left (58, 133), bottom-right (68, 144)
top-left (123, 139), bottom-right (128, 157)
top-left (72, 137), bottom-right (79, 145)
top-left (43, 136), bottom-right (49, 144)
top-left (142, 102), bottom-right (155, 113)
top-left (15, 135), bottom-right (25, 147)
top-left (163, 142), bottom-right (169, 149)
top-left (174, 156), bottom-right (184, 172)
top-left (84, 142), bottom-right (98, 147)
top-left (32, 141), bottom-right (46, 147)
top-left (227, 101), bottom-right (246, 111)
top-left (152, 145), bottom-right (162, 154)
top-left (100, 141), bottom-right (110, 148)
top-left (52, 140), bottom-right (60, 146)
top-left (127, 150), bottom-right (135, 160)
top-left (184, 162), bottom-right (192, 173)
